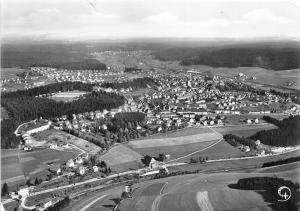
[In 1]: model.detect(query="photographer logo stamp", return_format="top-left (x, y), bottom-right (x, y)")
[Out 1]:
top-left (278, 186), bottom-right (291, 202)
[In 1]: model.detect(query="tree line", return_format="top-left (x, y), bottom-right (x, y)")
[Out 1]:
top-left (223, 134), bottom-right (257, 149)
top-left (216, 81), bottom-right (266, 96)
top-left (31, 59), bottom-right (107, 70)
top-left (262, 156), bottom-right (300, 168)
top-left (101, 77), bottom-right (158, 90)
top-left (250, 116), bottom-right (300, 146)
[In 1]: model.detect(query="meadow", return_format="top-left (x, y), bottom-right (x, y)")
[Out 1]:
top-left (174, 140), bottom-right (246, 162)
top-left (129, 132), bottom-right (220, 148)
top-left (48, 91), bottom-right (88, 102)
top-left (99, 144), bottom-right (142, 166)
top-left (214, 124), bottom-right (278, 137)
top-left (126, 127), bottom-right (223, 162)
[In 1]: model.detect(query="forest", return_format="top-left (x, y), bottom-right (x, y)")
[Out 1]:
top-left (223, 134), bottom-right (257, 149)
top-left (1, 82), bottom-right (125, 148)
top-left (124, 67), bottom-right (142, 73)
top-left (154, 42), bottom-right (300, 70)
top-left (250, 116), bottom-right (300, 146)
top-left (113, 112), bottom-right (145, 123)
top-left (231, 177), bottom-right (299, 210)
top-left (101, 77), bottom-right (158, 90)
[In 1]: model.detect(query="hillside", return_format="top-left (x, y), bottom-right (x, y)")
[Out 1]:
top-left (118, 167), bottom-right (300, 211)
top-left (153, 41), bottom-right (300, 70)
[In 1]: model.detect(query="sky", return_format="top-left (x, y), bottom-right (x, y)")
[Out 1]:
top-left (1, 0), bottom-right (300, 40)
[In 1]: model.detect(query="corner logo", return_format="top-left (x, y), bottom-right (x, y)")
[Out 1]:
top-left (277, 186), bottom-right (291, 202)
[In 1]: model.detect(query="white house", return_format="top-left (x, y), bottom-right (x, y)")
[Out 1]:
top-left (76, 157), bottom-right (83, 164)
top-left (93, 166), bottom-right (99, 172)
top-left (66, 159), bottom-right (75, 168)
top-left (79, 166), bottom-right (86, 175)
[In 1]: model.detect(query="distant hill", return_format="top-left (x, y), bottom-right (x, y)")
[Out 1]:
top-left (153, 41), bottom-right (300, 70)
top-left (31, 59), bottom-right (107, 70)
top-left (2, 40), bottom-right (300, 70)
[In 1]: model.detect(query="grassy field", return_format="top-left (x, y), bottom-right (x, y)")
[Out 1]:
top-left (118, 161), bottom-right (300, 211)
top-left (131, 140), bottom-right (217, 160)
top-left (172, 140), bottom-right (246, 162)
top-left (125, 127), bottom-right (223, 161)
top-left (49, 91), bottom-right (88, 102)
top-left (98, 144), bottom-right (143, 173)
top-left (214, 124), bottom-right (278, 137)
top-left (129, 127), bottom-right (221, 148)
top-left (168, 148), bottom-right (300, 174)
top-left (118, 182), bottom-right (166, 211)
top-left (1, 148), bottom-right (78, 188)
top-left (100, 144), bottom-right (142, 166)
top-left (33, 129), bottom-right (101, 154)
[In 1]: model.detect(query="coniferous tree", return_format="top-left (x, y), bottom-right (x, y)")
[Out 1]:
top-left (1, 183), bottom-right (8, 196)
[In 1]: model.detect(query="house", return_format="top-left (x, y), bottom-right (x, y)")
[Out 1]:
top-left (18, 187), bottom-right (30, 197)
top-left (244, 146), bottom-right (250, 152)
top-left (57, 168), bottom-right (62, 175)
top-left (149, 158), bottom-right (161, 169)
top-left (76, 157), bottom-right (83, 164)
top-left (66, 159), bottom-right (75, 168)
top-left (93, 166), bottom-right (99, 172)
top-left (78, 166), bottom-right (85, 175)
top-left (255, 140), bottom-right (261, 146)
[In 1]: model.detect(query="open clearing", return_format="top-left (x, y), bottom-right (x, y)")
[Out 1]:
top-left (99, 144), bottom-right (143, 172)
top-left (100, 144), bottom-right (142, 166)
top-left (128, 127), bottom-right (221, 148)
top-left (126, 127), bottom-right (223, 161)
top-left (172, 140), bottom-right (246, 162)
top-left (33, 129), bottom-right (101, 154)
top-left (214, 124), bottom-right (278, 137)
top-left (48, 90), bottom-right (88, 102)
top-left (131, 140), bottom-right (217, 160)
